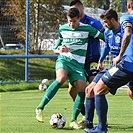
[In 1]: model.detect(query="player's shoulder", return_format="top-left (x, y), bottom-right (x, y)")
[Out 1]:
top-left (59, 23), bottom-right (69, 30)
top-left (104, 28), bottom-right (112, 34)
top-left (85, 15), bottom-right (102, 24)
top-left (79, 22), bottom-right (88, 26)
top-left (104, 28), bottom-right (113, 38)
top-left (85, 14), bottom-right (104, 31)
top-left (79, 22), bottom-right (95, 31)
top-left (120, 13), bottom-right (133, 24)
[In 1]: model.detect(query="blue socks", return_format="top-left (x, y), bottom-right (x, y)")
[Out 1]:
top-left (95, 94), bottom-right (108, 131)
top-left (85, 97), bottom-right (95, 123)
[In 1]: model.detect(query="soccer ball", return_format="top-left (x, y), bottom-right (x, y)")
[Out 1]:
top-left (42, 79), bottom-right (49, 84)
top-left (49, 113), bottom-right (66, 129)
top-left (38, 83), bottom-right (47, 91)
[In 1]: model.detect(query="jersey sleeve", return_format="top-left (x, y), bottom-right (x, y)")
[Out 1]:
top-left (88, 25), bottom-right (104, 41)
top-left (91, 20), bottom-right (105, 33)
top-left (99, 30), bottom-right (110, 62)
top-left (120, 14), bottom-right (133, 34)
top-left (99, 43), bottom-right (110, 62)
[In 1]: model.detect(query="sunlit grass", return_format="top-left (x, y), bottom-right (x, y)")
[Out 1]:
top-left (1, 89), bottom-right (133, 133)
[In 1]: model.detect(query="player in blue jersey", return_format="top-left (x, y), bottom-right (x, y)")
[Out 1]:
top-left (68, 0), bottom-right (104, 128)
top-left (79, 8), bottom-right (122, 129)
top-left (84, 0), bottom-right (133, 133)
top-left (35, 8), bottom-right (104, 129)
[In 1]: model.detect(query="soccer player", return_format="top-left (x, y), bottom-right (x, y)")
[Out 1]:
top-left (68, 0), bottom-right (104, 128)
top-left (80, 9), bottom-right (122, 129)
top-left (35, 7), bottom-right (104, 129)
top-left (84, 0), bottom-right (133, 133)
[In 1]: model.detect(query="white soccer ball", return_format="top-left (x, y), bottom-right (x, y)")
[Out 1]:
top-left (42, 79), bottom-right (49, 84)
top-left (38, 83), bottom-right (47, 91)
top-left (49, 113), bottom-right (66, 129)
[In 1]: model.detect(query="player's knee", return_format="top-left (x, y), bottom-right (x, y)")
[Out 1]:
top-left (56, 77), bottom-right (66, 84)
top-left (85, 82), bottom-right (96, 98)
top-left (127, 88), bottom-right (133, 100)
top-left (86, 91), bottom-right (94, 98)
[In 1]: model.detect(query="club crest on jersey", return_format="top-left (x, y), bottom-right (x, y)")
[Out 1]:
top-left (115, 36), bottom-right (121, 43)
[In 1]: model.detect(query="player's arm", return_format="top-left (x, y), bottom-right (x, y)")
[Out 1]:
top-left (98, 43), bottom-right (110, 70)
top-left (54, 28), bottom-right (70, 54)
top-left (113, 21), bottom-right (132, 67)
top-left (88, 25), bottom-right (104, 41)
top-left (54, 45), bottom-right (70, 54)
top-left (92, 20), bottom-right (105, 33)
top-left (97, 29), bottom-right (110, 70)
top-left (54, 38), bottom-right (62, 54)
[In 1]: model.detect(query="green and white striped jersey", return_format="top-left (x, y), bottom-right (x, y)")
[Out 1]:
top-left (55, 22), bottom-right (104, 68)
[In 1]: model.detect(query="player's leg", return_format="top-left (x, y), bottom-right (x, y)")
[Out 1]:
top-left (82, 61), bottom-right (99, 128)
top-left (84, 78), bottom-right (109, 133)
top-left (36, 61), bottom-right (68, 122)
top-left (84, 67), bottom-right (133, 133)
top-left (126, 80), bottom-right (133, 100)
top-left (70, 79), bottom-right (86, 129)
top-left (68, 83), bottom-right (77, 102)
top-left (127, 88), bottom-right (133, 99)
top-left (82, 70), bottom-right (105, 129)
top-left (69, 66), bottom-right (86, 129)
top-left (68, 82), bottom-right (86, 124)
top-left (82, 81), bottom-right (96, 128)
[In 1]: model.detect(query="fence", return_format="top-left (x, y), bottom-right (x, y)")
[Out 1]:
top-left (0, 1), bottom-right (118, 83)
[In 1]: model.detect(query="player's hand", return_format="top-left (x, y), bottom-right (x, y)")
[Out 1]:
top-left (85, 85), bottom-right (94, 97)
top-left (58, 45), bottom-right (70, 53)
top-left (113, 55), bottom-right (122, 67)
top-left (97, 61), bottom-right (103, 71)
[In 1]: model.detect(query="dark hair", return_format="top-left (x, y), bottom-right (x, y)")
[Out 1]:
top-left (100, 9), bottom-right (118, 21)
top-left (70, 0), bottom-right (83, 6)
top-left (67, 8), bottom-right (80, 18)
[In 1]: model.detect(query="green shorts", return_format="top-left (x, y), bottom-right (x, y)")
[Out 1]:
top-left (56, 60), bottom-right (86, 85)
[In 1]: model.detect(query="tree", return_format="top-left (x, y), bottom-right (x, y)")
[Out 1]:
top-left (3, 0), bottom-right (67, 53)
top-left (82, 0), bottom-right (124, 12)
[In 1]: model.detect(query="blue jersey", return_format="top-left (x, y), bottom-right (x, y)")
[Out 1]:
top-left (99, 27), bottom-right (122, 62)
top-left (119, 14), bottom-right (133, 72)
top-left (80, 15), bottom-right (104, 61)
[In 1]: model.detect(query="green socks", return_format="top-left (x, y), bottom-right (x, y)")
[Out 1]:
top-left (71, 92), bottom-right (85, 121)
top-left (37, 80), bottom-right (62, 110)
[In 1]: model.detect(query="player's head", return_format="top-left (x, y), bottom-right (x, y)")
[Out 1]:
top-left (70, 0), bottom-right (84, 19)
top-left (67, 8), bottom-right (80, 29)
top-left (100, 9), bottom-right (119, 30)
top-left (127, 0), bottom-right (133, 13)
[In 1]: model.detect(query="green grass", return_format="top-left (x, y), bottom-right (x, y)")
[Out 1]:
top-left (0, 89), bottom-right (133, 133)
top-left (0, 50), bottom-right (56, 81)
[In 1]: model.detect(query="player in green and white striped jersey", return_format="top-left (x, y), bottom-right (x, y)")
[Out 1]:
top-left (36, 7), bottom-right (104, 129)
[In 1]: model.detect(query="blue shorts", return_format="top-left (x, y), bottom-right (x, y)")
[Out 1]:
top-left (93, 69), bottom-right (108, 83)
top-left (101, 66), bottom-right (133, 95)
top-left (93, 65), bottom-right (113, 83)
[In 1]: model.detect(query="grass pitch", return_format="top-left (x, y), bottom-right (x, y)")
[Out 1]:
top-left (0, 89), bottom-right (133, 133)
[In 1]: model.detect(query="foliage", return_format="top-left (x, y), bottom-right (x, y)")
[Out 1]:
top-left (82, 0), bottom-right (110, 10)
top-left (3, 0), bottom-right (67, 53)
top-left (82, 0), bottom-right (125, 12)
top-left (110, 0), bottom-right (123, 12)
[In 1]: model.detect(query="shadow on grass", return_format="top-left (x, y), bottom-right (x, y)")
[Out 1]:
top-left (107, 123), bottom-right (133, 132)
